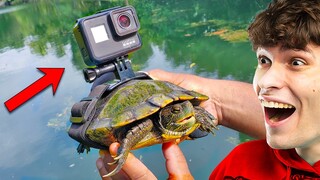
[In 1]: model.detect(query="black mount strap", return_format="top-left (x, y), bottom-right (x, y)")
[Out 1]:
top-left (68, 72), bottom-right (151, 153)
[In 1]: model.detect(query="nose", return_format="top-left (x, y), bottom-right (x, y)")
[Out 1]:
top-left (255, 63), bottom-right (285, 92)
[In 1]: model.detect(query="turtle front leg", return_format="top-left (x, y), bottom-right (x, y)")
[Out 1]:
top-left (103, 119), bottom-right (154, 177)
top-left (194, 106), bottom-right (218, 134)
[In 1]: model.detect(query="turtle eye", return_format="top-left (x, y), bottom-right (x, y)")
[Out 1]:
top-left (171, 105), bottom-right (181, 113)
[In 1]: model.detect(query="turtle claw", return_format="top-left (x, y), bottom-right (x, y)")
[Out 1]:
top-left (107, 160), bottom-right (118, 166)
top-left (104, 152), bottom-right (127, 177)
top-left (113, 153), bottom-right (123, 160)
top-left (194, 106), bottom-right (218, 135)
top-left (209, 128), bottom-right (218, 136)
top-left (103, 163), bottom-right (123, 177)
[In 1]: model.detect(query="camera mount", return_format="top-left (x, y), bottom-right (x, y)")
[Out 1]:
top-left (83, 55), bottom-right (135, 83)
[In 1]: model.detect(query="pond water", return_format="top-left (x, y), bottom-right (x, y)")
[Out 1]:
top-left (0, 0), bottom-right (270, 179)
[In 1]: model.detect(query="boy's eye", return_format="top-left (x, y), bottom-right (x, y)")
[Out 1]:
top-left (291, 59), bottom-right (306, 66)
top-left (258, 56), bottom-right (271, 64)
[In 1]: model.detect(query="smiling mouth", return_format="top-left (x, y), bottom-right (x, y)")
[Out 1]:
top-left (177, 116), bottom-right (195, 124)
top-left (261, 100), bottom-right (296, 123)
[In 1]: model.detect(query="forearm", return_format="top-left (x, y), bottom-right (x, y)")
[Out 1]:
top-left (210, 79), bottom-right (265, 139)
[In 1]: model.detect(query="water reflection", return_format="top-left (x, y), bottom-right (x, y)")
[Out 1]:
top-left (0, 44), bottom-right (96, 179)
top-left (0, 0), bottom-right (270, 179)
top-left (0, 4), bottom-right (27, 15)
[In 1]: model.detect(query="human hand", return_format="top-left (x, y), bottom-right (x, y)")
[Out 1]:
top-left (96, 142), bottom-right (194, 180)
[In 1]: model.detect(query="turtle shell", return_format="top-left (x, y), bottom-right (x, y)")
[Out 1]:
top-left (85, 79), bottom-right (210, 146)
top-left (98, 79), bottom-right (208, 128)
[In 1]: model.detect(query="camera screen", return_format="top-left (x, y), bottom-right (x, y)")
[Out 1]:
top-left (91, 25), bottom-right (109, 43)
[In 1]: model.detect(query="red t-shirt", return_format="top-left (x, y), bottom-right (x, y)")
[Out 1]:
top-left (210, 140), bottom-right (320, 179)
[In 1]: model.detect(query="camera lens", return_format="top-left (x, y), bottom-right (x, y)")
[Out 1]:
top-left (118, 14), bottom-right (131, 28)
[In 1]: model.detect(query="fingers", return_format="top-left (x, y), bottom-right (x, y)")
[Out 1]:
top-left (121, 153), bottom-right (157, 180)
top-left (97, 141), bottom-right (193, 180)
top-left (110, 143), bottom-right (156, 179)
top-left (147, 69), bottom-right (173, 81)
top-left (147, 69), bottom-right (205, 92)
top-left (96, 157), bottom-right (107, 179)
top-left (109, 143), bottom-right (120, 157)
top-left (148, 69), bottom-right (186, 85)
top-left (97, 143), bottom-right (156, 180)
top-left (162, 142), bottom-right (194, 180)
top-left (96, 149), bottom-right (129, 180)
top-left (96, 157), bottom-right (112, 180)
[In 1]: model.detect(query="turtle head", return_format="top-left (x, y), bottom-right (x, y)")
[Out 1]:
top-left (158, 101), bottom-right (197, 136)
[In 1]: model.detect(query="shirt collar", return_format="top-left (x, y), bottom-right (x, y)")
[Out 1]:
top-left (274, 148), bottom-right (320, 175)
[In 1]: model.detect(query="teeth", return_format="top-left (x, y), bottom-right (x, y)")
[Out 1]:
top-left (261, 100), bottom-right (294, 109)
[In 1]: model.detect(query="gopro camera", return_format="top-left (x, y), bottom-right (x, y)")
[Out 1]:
top-left (73, 6), bottom-right (142, 82)
top-left (74, 6), bottom-right (141, 66)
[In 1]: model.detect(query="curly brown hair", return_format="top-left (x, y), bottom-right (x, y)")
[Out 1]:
top-left (248, 0), bottom-right (320, 51)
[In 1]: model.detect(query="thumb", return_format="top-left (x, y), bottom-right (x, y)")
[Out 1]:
top-left (162, 142), bottom-right (194, 180)
top-left (147, 69), bottom-right (183, 85)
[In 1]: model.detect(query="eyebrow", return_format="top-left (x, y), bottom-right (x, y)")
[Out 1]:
top-left (277, 45), bottom-right (315, 58)
top-left (293, 47), bottom-right (315, 59)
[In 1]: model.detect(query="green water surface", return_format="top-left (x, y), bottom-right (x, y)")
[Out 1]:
top-left (0, 0), bottom-right (270, 179)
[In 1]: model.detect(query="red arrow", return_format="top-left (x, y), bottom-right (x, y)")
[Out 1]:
top-left (4, 68), bottom-right (65, 112)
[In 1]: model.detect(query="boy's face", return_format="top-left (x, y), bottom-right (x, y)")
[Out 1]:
top-left (253, 44), bottom-right (320, 150)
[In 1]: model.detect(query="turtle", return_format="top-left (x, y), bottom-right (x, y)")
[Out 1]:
top-left (85, 79), bottom-right (218, 176)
